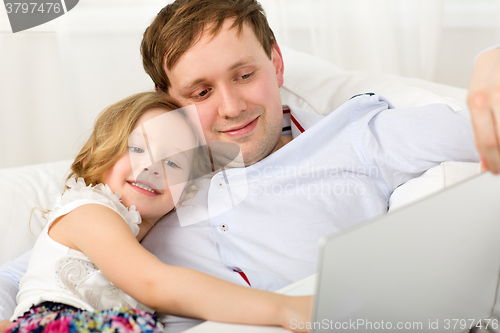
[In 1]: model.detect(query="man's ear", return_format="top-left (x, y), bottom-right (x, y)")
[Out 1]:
top-left (177, 190), bottom-right (186, 206)
top-left (175, 186), bottom-right (188, 209)
top-left (271, 42), bottom-right (285, 88)
top-left (155, 84), bottom-right (169, 93)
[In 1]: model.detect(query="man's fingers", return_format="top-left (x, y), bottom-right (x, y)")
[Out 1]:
top-left (466, 48), bottom-right (500, 174)
top-left (469, 90), bottom-right (500, 174)
top-left (475, 117), bottom-right (500, 174)
top-left (480, 157), bottom-right (489, 172)
top-left (491, 93), bottom-right (500, 173)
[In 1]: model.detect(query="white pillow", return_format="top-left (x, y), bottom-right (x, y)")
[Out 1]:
top-left (389, 162), bottom-right (481, 212)
top-left (0, 161), bottom-right (71, 266)
top-left (279, 45), bottom-right (467, 113)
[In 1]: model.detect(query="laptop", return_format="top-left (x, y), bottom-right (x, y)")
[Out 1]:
top-left (312, 171), bottom-right (500, 332)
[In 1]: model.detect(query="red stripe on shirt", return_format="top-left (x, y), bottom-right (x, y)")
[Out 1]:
top-left (290, 114), bottom-right (305, 133)
top-left (233, 269), bottom-right (251, 286)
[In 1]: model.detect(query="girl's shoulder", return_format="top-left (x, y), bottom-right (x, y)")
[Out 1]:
top-left (45, 177), bottom-right (141, 236)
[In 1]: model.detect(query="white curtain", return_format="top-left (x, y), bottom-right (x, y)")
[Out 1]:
top-left (1, 0), bottom-right (500, 168)
top-left (261, 0), bottom-right (500, 84)
top-left (0, 1), bottom-right (167, 168)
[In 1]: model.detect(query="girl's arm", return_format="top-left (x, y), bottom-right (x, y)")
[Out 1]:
top-left (49, 205), bottom-right (312, 332)
top-left (0, 320), bottom-right (14, 333)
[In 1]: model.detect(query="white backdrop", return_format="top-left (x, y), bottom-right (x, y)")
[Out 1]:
top-left (261, 0), bottom-right (500, 86)
top-left (0, 0), bottom-right (499, 168)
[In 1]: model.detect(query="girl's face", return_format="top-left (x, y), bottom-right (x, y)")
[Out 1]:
top-left (103, 108), bottom-right (198, 223)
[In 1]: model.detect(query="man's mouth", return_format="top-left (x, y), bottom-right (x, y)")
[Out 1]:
top-left (220, 117), bottom-right (259, 137)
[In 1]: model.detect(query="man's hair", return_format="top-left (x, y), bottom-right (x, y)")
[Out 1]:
top-left (141, 0), bottom-right (276, 92)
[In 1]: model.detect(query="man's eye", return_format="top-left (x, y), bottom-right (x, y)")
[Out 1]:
top-left (164, 160), bottom-right (180, 169)
top-left (239, 72), bottom-right (253, 80)
top-left (194, 88), bottom-right (211, 100)
top-left (128, 146), bottom-right (144, 153)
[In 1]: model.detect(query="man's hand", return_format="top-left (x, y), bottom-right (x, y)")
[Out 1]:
top-left (0, 320), bottom-right (14, 333)
top-left (467, 47), bottom-right (500, 174)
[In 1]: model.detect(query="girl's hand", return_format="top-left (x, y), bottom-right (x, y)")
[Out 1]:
top-left (281, 295), bottom-right (313, 332)
top-left (0, 320), bottom-right (14, 333)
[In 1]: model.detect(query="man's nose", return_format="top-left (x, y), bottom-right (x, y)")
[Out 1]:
top-left (217, 84), bottom-right (246, 118)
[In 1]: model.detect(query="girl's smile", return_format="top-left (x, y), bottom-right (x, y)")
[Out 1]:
top-left (127, 180), bottom-right (161, 195)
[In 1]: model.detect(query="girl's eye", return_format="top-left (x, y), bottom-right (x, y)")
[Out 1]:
top-left (164, 160), bottom-right (180, 169)
top-left (128, 146), bottom-right (144, 154)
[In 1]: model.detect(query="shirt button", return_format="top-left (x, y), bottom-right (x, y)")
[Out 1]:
top-left (217, 181), bottom-right (224, 189)
top-left (220, 223), bottom-right (228, 232)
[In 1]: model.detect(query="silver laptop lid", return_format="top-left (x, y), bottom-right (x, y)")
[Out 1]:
top-left (313, 172), bottom-right (500, 333)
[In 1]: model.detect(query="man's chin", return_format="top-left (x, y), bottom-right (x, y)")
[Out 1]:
top-left (240, 143), bottom-right (281, 167)
top-left (209, 131), bottom-right (282, 168)
top-left (210, 144), bottom-right (262, 168)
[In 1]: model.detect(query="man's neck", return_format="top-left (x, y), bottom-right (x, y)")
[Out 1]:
top-left (277, 135), bottom-right (293, 150)
top-left (266, 135), bottom-right (292, 158)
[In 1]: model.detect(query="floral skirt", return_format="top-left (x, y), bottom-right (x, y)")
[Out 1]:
top-left (7, 302), bottom-right (165, 333)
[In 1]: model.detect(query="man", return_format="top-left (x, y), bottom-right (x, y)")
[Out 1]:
top-left (0, 0), bottom-right (490, 332)
top-left (137, 0), bottom-right (477, 331)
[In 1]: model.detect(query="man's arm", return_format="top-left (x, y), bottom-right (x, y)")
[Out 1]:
top-left (0, 250), bottom-right (31, 321)
top-left (364, 101), bottom-right (479, 192)
top-left (467, 46), bottom-right (500, 174)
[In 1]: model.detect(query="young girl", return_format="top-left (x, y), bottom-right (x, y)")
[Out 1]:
top-left (3, 92), bottom-right (311, 333)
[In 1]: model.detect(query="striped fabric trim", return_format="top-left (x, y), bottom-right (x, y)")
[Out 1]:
top-left (290, 114), bottom-right (305, 133)
top-left (282, 106), bottom-right (292, 136)
top-left (233, 269), bottom-right (251, 286)
top-left (282, 106), bottom-right (305, 135)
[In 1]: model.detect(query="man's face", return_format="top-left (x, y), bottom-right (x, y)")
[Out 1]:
top-left (165, 19), bottom-right (285, 166)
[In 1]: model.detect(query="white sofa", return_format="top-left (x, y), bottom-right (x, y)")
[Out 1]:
top-left (0, 46), bottom-right (480, 266)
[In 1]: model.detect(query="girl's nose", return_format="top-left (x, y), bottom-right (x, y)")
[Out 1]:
top-left (144, 166), bottom-right (161, 176)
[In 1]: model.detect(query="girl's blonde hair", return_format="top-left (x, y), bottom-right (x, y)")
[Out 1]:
top-left (68, 91), bottom-right (182, 186)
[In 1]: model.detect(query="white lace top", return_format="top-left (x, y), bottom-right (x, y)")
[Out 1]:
top-left (12, 177), bottom-right (151, 320)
